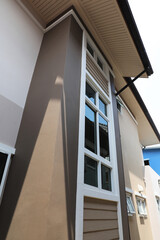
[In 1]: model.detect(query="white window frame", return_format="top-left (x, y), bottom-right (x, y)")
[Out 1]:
top-left (0, 143), bottom-right (15, 204)
top-left (156, 196), bottom-right (160, 213)
top-left (85, 73), bottom-right (112, 191)
top-left (126, 193), bottom-right (135, 216)
top-left (75, 30), bottom-right (123, 240)
top-left (136, 197), bottom-right (147, 217)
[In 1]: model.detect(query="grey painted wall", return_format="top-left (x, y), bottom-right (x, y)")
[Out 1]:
top-left (0, 95), bottom-right (23, 147)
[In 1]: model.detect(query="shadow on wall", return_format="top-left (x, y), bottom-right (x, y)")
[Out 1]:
top-left (0, 15), bottom-right (82, 240)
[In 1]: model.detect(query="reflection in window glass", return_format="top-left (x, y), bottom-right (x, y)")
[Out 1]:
top-left (101, 165), bottom-right (111, 191)
top-left (126, 195), bottom-right (135, 214)
top-left (99, 98), bottom-right (107, 116)
top-left (99, 115), bottom-right (110, 160)
top-left (86, 83), bottom-right (96, 104)
top-left (0, 152), bottom-right (7, 184)
top-left (137, 198), bottom-right (147, 216)
top-left (84, 156), bottom-right (98, 187)
top-left (156, 197), bottom-right (160, 213)
top-left (87, 42), bottom-right (94, 57)
top-left (85, 104), bottom-right (97, 153)
top-left (97, 57), bottom-right (103, 70)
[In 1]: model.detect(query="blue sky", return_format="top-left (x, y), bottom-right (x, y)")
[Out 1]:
top-left (143, 148), bottom-right (160, 175)
top-left (129, 0), bottom-right (160, 176)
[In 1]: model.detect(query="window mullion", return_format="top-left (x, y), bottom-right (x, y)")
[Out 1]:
top-left (98, 161), bottom-right (101, 189)
top-left (96, 92), bottom-right (100, 156)
top-left (96, 92), bottom-right (101, 189)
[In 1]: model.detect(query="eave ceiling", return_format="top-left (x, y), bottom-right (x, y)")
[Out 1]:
top-left (18, 0), bottom-right (159, 145)
top-left (20, 0), bottom-right (146, 78)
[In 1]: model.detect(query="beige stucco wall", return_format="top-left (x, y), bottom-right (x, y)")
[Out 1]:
top-left (145, 166), bottom-right (160, 240)
top-left (118, 106), bottom-right (153, 240)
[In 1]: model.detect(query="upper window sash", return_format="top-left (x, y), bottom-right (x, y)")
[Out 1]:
top-left (136, 198), bottom-right (147, 217)
top-left (126, 194), bottom-right (135, 216)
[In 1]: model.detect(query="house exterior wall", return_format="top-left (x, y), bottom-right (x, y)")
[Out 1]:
top-left (118, 104), bottom-right (153, 240)
top-left (0, 2), bottom-right (154, 240)
top-left (143, 148), bottom-right (160, 175)
top-left (145, 166), bottom-right (160, 240)
top-left (0, 16), bottom-right (82, 240)
top-left (0, 0), bottom-right (43, 147)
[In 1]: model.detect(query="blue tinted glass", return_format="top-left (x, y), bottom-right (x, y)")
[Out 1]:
top-left (87, 42), bottom-right (94, 57)
top-left (85, 104), bottom-right (97, 153)
top-left (99, 115), bottom-right (110, 160)
top-left (99, 98), bottom-right (107, 116)
top-left (101, 165), bottom-right (111, 191)
top-left (97, 57), bottom-right (103, 70)
top-left (0, 152), bottom-right (7, 185)
top-left (84, 156), bottom-right (98, 187)
top-left (86, 83), bottom-right (95, 104)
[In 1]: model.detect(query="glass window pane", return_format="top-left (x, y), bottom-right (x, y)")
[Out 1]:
top-left (127, 196), bottom-right (135, 213)
top-left (97, 57), bottom-right (103, 70)
top-left (84, 156), bottom-right (98, 187)
top-left (99, 115), bottom-right (110, 160)
top-left (0, 152), bottom-right (7, 185)
top-left (99, 98), bottom-right (107, 116)
top-left (87, 42), bottom-right (94, 57)
top-left (101, 165), bottom-right (111, 191)
top-left (137, 199), bottom-right (143, 215)
top-left (85, 104), bottom-right (97, 153)
top-left (86, 83), bottom-right (96, 104)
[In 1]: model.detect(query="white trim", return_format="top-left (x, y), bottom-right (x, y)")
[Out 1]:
top-left (0, 143), bottom-right (15, 204)
top-left (0, 143), bottom-right (15, 155)
top-left (86, 49), bottom-right (110, 81)
top-left (125, 187), bottom-right (133, 194)
top-left (126, 194), bottom-right (135, 215)
top-left (155, 193), bottom-right (160, 198)
top-left (75, 31), bottom-right (86, 240)
top-left (16, 0), bottom-right (45, 32)
top-left (83, 187), bottom-right (119, 202)
top-left (85, 32), bottom-right (114, 77)
top-left (76, 31), bottom-right (123, 240)
top-left (136, 197), bottom-right (147, 217)
top-left (16, 1), bottom-right (115, 78)
top-left (86, 71), bottom-right (111, 104)
top-left (85, 97), bottom-right (110, 123)
top-left (135, 191), bottom-right (146, 199)
top-left (45, 10), bottom-right (74, 33)
top-left (84, 148), bottom-right (112, 169)
top-left (108, 74), bottom-right (123, 239)
top-left (0, 153), bottom-right (12, 204)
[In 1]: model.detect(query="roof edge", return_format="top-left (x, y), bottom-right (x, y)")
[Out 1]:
top-left (125, 77), bottom-right (160, 142)
top-left (117, 0), bottom-right (153, 76)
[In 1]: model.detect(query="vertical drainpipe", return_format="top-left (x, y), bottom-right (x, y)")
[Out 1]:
top-left (110, 73), bottom-right (131, 240)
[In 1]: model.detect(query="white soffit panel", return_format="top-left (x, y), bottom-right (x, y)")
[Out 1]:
top-left (19, 0), bottom-right (146, 78)
top-left (117, 79), bottom-right (159, 146)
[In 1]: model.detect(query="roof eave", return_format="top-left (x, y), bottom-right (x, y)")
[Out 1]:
top-left (117, 0), bottom-right (153, 76)
top-left (125, 77), bottom-right (160, 143)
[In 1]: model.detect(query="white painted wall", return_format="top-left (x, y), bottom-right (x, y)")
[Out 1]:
top-left (145, 166), bottom-right (160, 240)
top-left (0, 0), bottom-right (43, 108)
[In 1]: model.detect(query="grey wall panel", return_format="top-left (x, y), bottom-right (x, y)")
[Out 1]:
top-left (0, 95), bottom-right (23, 147)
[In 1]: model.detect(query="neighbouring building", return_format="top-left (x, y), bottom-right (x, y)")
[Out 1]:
top-left (143, 160), bottom-right (160, 240)
top-left (118, 96), bottom-right (160, 240)
top-left (143, 145), bottom-right (160, 174)
top-left (0, 0), bottom-right (160, 240)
